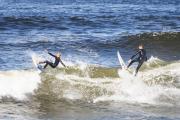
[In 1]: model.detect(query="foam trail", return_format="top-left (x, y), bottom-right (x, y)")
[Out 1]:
top-left (0, 70), bottom-right (41, 100)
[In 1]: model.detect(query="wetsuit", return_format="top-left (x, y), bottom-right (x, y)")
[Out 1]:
top-left (127, 49), bottom-right (147, 76)
top-left (42, 52), bottom-right (60, 69)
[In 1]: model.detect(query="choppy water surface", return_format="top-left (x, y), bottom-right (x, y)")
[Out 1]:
top-left (0, 0), bottom-right (180, 120)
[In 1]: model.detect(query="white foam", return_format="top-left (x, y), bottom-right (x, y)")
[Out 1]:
top-left (63, 89), bottom-right (82, 100)
top-left (94, 62), bottom-right (180, 105)
top-left (43, 59), bottom-right (180, 106)
top-left (0, 70), bottom-right (41, 100)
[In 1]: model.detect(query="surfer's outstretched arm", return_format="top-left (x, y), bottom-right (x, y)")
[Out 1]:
top-left (48, 52), bottom-right (56, 58)
top-left (60, 59), bottom-right (66, 67)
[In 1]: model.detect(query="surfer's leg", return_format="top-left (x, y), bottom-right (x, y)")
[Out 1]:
top-left (48, 63), bottom-right (55, 68)
top-left (135, 61), bottom-right (144, 76)
top-left (127, 59), bottom-right (138, 68)
top-left (39, 61), bottom-right (46, 64)
top-left (43, 61), bottom-right (54, 69)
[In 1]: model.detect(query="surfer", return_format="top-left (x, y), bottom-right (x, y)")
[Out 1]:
top-left (39, 50), bottom-right (66, 69)
top-left (126, 44), bottom-right (147, 76)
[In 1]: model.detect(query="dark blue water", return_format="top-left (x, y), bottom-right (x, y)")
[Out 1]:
top-left (0, 0), bottom-right (180, 70)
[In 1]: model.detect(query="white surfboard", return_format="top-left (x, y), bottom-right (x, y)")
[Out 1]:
top-left (117, 51), bottom-right (127, 70)
top-left (117, 51), bottom-right (135, 78)
top-left (31, 54), bottom-right (44, 73)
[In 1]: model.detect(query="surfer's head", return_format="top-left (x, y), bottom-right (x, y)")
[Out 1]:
top-left (138, 44), bottom-right (144, 49)
top-left (56, 52), bottom-right (61, 57)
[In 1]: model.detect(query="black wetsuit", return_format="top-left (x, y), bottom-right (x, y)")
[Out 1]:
top-left (43, 52), bottom-right (60, 69)
top-left (127, 49), bottom-right (147, 76)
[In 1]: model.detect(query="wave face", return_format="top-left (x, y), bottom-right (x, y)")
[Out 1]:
top-left (1, 57), bottom-right (179, 106)
top-left (35, 58), bottom-right (180, 105)
top-left (0, 32), bottom-right (179, 70)
top-left (0, 58), bottom-right (180, 119)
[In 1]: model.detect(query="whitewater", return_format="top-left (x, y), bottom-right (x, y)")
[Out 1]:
top-left (1, 54), bottom-right (180, 107)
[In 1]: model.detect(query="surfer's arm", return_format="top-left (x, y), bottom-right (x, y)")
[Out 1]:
top-left (130, 50), bottom-right (140, 60)
top-left (48, 52), bottom-right (56, 58)
top-left (60, 59), bottom-right (66, 67)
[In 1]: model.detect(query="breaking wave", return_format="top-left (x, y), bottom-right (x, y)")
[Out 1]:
top-left (0, 56), bottom-right (180, 107)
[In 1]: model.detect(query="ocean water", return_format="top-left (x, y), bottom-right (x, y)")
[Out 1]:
top-left (0, 0), bottom-right (180, 119)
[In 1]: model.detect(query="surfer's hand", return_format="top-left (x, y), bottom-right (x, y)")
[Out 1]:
top-left (128, 59), bottom-right (132, 63)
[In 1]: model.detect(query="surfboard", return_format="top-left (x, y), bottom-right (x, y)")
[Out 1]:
top-left (117, 51), bottom-right (138, 78)
top-left (117, 51), bottom-right (135, 78)
top-left (31, 55), bottom-right (44, 73)
top-left (117, 51), bottom-right (127, 70)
